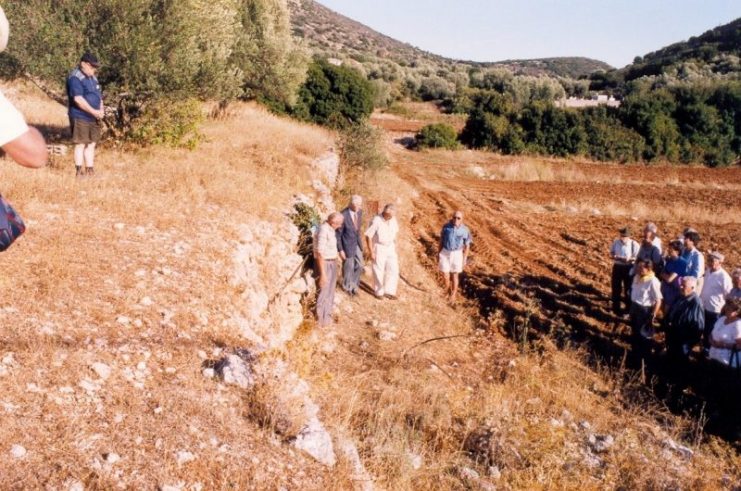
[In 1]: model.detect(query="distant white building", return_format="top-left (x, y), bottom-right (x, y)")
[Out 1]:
top-left (557, 94), bottom-right (620, 108)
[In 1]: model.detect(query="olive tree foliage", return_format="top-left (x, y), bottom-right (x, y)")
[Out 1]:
top-left (0, 0), bottom-right (306, 144)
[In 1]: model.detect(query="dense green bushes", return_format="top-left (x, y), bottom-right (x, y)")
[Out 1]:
top-left (460, 81), bottom-right (740, 166)
top-left (0, 0), bottom-right (306, 145)
top-left (293, 60), bottom-right (374, 128)
top-left (415, 123), bottom-right (459, 149)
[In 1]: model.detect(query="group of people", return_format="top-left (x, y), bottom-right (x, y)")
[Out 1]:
top-left (610, 223), bottom-right (741, 368)
top-left (313, 196), bottom-right (472, 327)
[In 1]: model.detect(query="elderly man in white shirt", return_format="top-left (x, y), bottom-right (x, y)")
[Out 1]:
top-left (365, 203), bottom-right (400, 300)
top-left (314, 212), bottom-right (344, 327)
top-left (701, 251), bottom-right (733, 351)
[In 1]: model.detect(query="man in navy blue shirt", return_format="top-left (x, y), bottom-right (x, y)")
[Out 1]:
top-left (67, 52), bottom-right (104, 177)
top-left (438, 211), bottom-right (472, 301)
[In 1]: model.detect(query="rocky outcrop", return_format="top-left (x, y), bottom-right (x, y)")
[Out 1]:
top-left (210, 150), bottom-right (372, 480)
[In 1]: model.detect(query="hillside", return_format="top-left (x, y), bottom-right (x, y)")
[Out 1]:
top-left (288, 0), bottom-right (612, 79)
top-left (623, 17), bottom-right (740, 81)
top-left (590, 17), bottom-right (741, 91)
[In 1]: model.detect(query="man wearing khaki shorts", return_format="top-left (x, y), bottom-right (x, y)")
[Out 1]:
top-left (67, 52), bottom-right (104, 177)
top-left (438, 211), bottom-right (472, 301)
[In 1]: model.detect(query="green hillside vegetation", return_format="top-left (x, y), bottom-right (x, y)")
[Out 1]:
top-left (289, 0), bottom-right (611, 106)
top-left (590, 18), bottom-right (741, 93)
top-left (0, 0), bottom-right (307, 145)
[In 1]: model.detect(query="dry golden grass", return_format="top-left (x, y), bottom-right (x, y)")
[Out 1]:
top-left (0, 84), bottom-right (338, 488)
top-left (289, 155), bottom-right (741, 490)
top-left (1, 81), bottom-right (739, 490)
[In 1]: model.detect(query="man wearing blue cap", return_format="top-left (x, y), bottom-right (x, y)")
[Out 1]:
top-left (67, 52), bottom-right (104, 177)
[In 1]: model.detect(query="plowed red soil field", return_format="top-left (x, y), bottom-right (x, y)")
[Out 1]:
top-left (386, 130), bottom-right (740, 402)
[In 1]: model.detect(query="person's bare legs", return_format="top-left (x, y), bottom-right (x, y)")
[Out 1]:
top-left (451, 273), bottom-right (460, 301)
top-left (83, 142), bottom-right (96, 174)
top-left (442, 272), bottom-right (451, 298)
top-left (74, 143), bottom-right (85, 176)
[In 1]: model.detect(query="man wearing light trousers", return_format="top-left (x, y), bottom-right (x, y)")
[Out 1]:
top-left (365, 204), bottom-right (400, 300)
top-left (314, 212), bottom-right (344, 327)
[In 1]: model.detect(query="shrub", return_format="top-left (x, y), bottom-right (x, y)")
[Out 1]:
top-left (339, 122), bottom-right (387, 171)
top-left (415, 123), bottom-right (459, 150)
top-left (294, 60), bottom-right (374, 128)
top-left (127, 98), bottom-right (203, 149)
top-left (0, 0), bottom-right (305, 145)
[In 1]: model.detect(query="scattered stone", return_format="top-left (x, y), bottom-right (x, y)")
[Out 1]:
top-left (10, 444), bottom-right (26, 458)
top-left (175, 450), bottom-right (195, 465)
top-left (459, 467), bottom-right (479, 480)
top-left (91, 362), bottom-right (112, 380)
top-left (202, 368), bottom-right (215, 379)
top-left (136, 361), bottom-right (147, 371)
top-left (67, 480), bottom-right (85, 491)
top-left (488, 466), bottom-right (501, 479)
top-left (549, 418), bottom-right (564, 428)
top-left (79, 379), bottom-right (99, 393)
top-left (104, 452), bottom-right (120, 464)
top-left (377, 331), bottom-right (397, 342)
top-left (2, 353), bottom-right (15, 365)
top-left (113, 223), bottom-right (125, 230)
top-left (407, 450), bottom-right (423, 470)
top-left (588, 434), bottom-right (614, 453)
top-left (154, 407), bottom-right (163, 415)
top-left (293, 418), bottom-right (336, 467)
top-left (214, 353), bottom-right (255, 389)
top-left (116, 316), bottom-right (130, 326)
top-left (160, 485), bottom-right (182, 491)
top-left (663, 438), bottom-right (694, 459)
top-left (579, 421), bottom-right (591, 431)
top-left (140, 296), bottom-right (154, 306)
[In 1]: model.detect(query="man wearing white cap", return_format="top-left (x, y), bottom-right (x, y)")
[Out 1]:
top-left (0, 6), bottom-right (47, 168)
top-left (700, 251), bottom-right (733, 351)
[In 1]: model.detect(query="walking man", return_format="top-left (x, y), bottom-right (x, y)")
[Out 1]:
top-left (439, 211), bottom-right (472, 301)
top-left (337, 195), bottom-right (364, 296)
top-left (314, 212), bottom-right (344, 327)
top-left (609, 226), bottom-right (639, 315)
top-left (67, 52), bottom-right (103, 177)
top-left (365, 204), bottom-right (399, 300)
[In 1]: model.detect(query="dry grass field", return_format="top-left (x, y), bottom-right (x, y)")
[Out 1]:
top-left (0, 87), bottom-right (739, 490)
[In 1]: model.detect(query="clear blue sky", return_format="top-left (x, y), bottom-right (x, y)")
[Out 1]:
top-left (317, 0), bottom-right (740, 68)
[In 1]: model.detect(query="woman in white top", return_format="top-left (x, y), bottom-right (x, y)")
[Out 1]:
top-left (629, 259), bottom-right (663, 346)
top-left (708, 297), bottom-right (741, 367)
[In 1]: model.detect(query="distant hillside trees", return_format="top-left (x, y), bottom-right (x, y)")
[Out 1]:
top-left (459, 80), bottom-right (740, 166)
top-left (293, 59), bottom-right (374, 128)
top-left (0, 0), bottom-right (306, 145)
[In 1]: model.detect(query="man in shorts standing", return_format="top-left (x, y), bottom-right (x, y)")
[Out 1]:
top-left (438, 211), bottom-right (472, 301)
top-left (67, 52), bottom-right (103, 177)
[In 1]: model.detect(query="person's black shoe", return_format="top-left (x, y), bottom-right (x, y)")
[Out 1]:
top-left (385, 294), bottom-right (398, 300)
top-left (75, 166), bottom-right (83, 177)
top-left (85, 167), bottom-right (95, 176)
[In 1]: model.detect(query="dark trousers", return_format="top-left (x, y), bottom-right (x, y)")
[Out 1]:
top-left (703, 310), bottom-right (720, 350)
top-left (629, 302), bottom-right (655, 358)
top-left (611, 263), bottom-right (633, 314)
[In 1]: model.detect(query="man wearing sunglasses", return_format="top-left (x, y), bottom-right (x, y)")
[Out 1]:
top-left (438, 211), bottom-right (472, 301)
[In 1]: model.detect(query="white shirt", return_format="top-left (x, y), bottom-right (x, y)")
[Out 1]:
top-left (313, 222), bottom-right (338, 260)
top-left (652, 237), bottom-right (663, 254)
top-left (709, 317), bottom-right (741, 366)
top-left (631, 275), bottom-right (662, 307)
top-left (610, 238), bottom-right (639, 264)
top-left (365, 215), bottom-right (398, 247)
top-left (0, 90), bottom-right (29, 147)
top-left (701, 268), bottom-right (733, 313)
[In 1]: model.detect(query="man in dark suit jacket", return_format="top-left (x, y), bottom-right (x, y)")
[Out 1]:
top-left (337, 195), bottom-right (364, 296)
